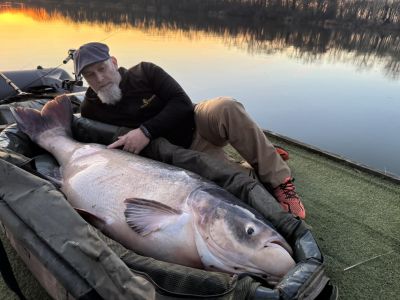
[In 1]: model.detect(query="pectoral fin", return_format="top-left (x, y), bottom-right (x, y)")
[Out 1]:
top-left (124, 198), bottom-right (182, 236)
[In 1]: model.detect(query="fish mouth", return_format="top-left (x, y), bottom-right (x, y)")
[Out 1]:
top-left (264, 239), bottom-right (293, 255)
top-left (266, 240), bottom-right (285, 248)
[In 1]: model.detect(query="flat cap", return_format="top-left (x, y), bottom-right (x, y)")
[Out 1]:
top-left (73, 42), bottom-right (110, 75)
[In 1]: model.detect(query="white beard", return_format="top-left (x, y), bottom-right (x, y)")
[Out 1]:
top-left (97, 83), bottom-right (122, 105)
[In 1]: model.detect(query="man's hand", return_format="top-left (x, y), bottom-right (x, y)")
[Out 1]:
top-left (107, 128), bottom-right (150, 154)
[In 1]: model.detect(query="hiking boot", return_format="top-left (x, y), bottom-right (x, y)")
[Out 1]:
top-left (273, 177), bottom-right (306, 219)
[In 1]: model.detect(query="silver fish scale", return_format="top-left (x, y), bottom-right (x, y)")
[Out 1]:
top-left (61, 143), bottom-right (204, 225)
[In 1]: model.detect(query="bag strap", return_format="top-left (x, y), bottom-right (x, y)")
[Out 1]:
top-left (0, 236), bottom-right (27, 300)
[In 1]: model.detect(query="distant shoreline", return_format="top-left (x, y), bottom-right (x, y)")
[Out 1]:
top-left (1, 0), bottom-right (400, 32)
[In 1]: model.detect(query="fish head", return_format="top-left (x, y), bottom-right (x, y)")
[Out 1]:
top-left (189, 188), bottom-right (296, 286)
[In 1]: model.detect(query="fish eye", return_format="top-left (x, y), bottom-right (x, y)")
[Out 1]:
top-left (246, 226), bottom-right (255, 235)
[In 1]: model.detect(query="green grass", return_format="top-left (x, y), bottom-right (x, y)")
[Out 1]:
top-left (268, 136), bottom-right (400, 300)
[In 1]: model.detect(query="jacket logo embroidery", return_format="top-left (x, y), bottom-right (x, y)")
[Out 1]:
top-left (141, 94), bottom-right (156, 108)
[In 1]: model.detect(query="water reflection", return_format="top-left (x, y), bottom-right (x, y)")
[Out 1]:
top-left (1, 1), bottom-right (400, 177)
top-left (1, 0), bottom-right (400, 79)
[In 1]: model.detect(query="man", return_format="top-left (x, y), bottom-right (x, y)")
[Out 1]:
top-left (73, 42), bottom-right (306, 219)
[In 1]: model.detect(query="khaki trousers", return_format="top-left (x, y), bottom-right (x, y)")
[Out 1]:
top-left (190, 96), bottom-right (291, 188)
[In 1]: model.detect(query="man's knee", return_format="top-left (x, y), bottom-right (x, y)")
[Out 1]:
top-left (210, 96), bottom-right (245, 117)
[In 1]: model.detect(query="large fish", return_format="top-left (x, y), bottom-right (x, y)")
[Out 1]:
top-left (11, 96), bottom-right (295, 285)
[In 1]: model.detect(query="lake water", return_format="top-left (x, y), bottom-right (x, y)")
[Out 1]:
top-left (1, 1), bottom-right (399, 177)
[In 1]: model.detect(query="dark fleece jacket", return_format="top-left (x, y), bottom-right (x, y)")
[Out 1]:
top-left (80, 62), bottom-right (195, 148)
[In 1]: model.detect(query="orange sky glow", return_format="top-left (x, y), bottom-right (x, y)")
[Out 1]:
top-left (0, 7), bottom-right (235, 73)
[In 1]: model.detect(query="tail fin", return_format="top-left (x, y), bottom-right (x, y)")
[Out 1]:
top-left (11, 95), bottom-right (73, 141)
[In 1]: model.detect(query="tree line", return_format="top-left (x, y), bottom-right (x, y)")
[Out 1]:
top-left (10, 0), bottom-right (400, 27)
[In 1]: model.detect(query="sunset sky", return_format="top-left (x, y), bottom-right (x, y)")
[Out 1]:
top-left (0, 7), bottom-right (236, 74)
